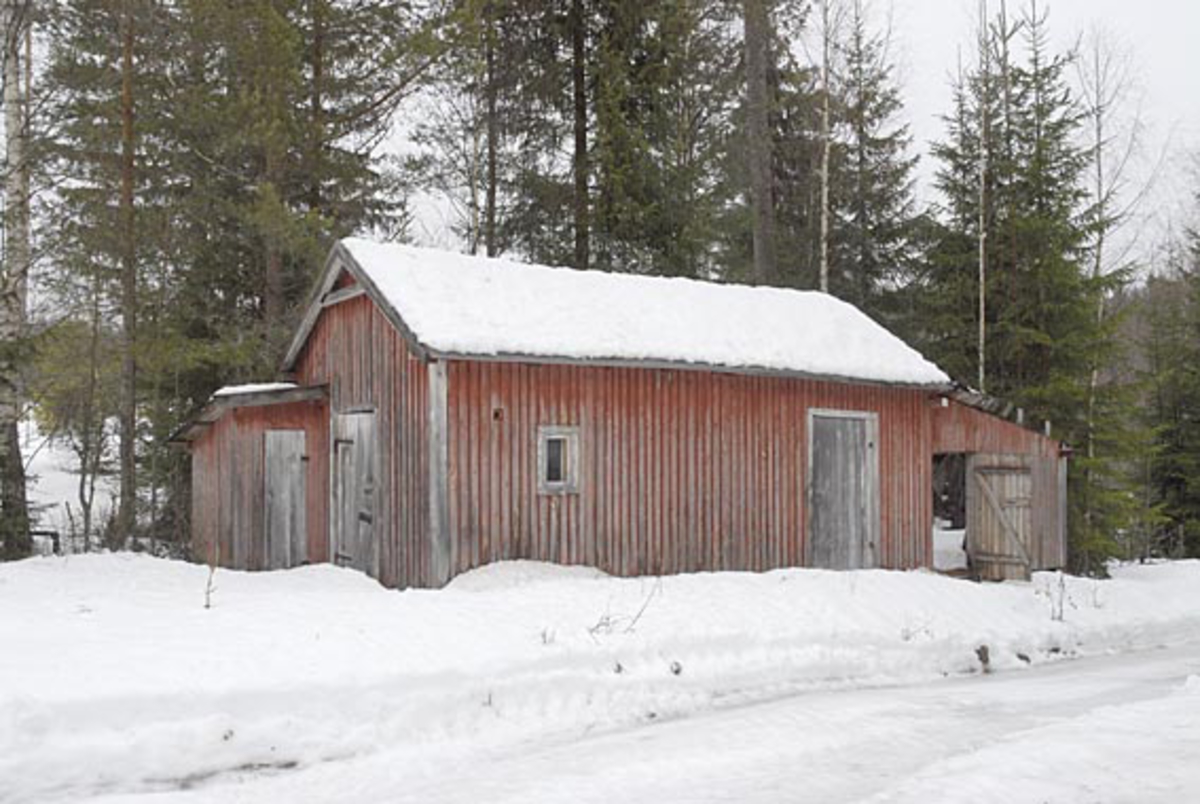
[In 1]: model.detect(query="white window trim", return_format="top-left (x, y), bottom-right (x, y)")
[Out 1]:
top-left (537, 425), bottom-right (581, 494)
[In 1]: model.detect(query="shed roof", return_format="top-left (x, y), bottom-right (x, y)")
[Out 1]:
top-left (168, 384), bottom-right (327, 444)
top-left (286, 238), bottom-right (950, 388)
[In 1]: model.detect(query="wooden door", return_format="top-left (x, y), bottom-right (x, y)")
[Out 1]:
top-left (966, 455), bottom-right (1034, 580)
top-left (807, 411), bottom-right (879, 570)
top-left (331, 411), bottom-right (378, 576)
top-left (264, 430), bottom-right (306, 569)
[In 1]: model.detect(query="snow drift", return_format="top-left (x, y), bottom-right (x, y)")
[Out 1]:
top-left (2, 555), bottom-right (1200, 803)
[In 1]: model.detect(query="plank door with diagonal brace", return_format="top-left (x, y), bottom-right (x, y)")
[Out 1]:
top-left (966, 456), bottom-right (1033, 580)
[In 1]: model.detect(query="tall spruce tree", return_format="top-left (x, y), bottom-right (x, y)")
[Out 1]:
top-left (921, 2), bottom-right (1120, 571)
top-left (1138, 237), bottom-right (1200, 559)
top-left (417, 0), bottom-right (741, 279)
top-left (826, 0), bottom-right (918, 320)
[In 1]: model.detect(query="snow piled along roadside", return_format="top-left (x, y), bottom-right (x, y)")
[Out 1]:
top-left (2, 556), bottom-right (1200, 803)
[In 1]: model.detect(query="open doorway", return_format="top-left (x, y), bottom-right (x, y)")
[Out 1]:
top-left (933, 453), bottom-right (968, 573)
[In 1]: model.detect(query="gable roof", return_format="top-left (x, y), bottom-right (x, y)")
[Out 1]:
top-left (284, 238), bottom-right (951, 388)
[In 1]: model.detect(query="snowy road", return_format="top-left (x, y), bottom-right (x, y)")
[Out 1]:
top-left (93, 641), bottom-right (1200, 804)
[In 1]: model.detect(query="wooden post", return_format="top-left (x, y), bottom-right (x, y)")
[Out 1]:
top-left (427, 361), bottom-right (451, 585)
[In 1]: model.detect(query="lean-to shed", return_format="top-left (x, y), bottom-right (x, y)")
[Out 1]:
top-left (174, 239), bottom-right (1068, 587)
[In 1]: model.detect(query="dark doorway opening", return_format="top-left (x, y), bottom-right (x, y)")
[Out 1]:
top-left (933, 453), bottom-right (967, 529)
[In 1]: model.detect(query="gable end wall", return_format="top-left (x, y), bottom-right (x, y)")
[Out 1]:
top-left (293, 294), bottom-right (432, 587)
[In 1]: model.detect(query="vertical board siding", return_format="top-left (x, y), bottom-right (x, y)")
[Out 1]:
top-left (932, 400), bottom-right (1059, 457)
top-left (445, 361), bottom-right (935, 577)
top-left (193, 292), bottom-right (1067, 587)
top-left (264, 430), bottom-right (307, 568)
top-left (293, 294), bottom-right (431, 588)
top-left (933, 400), bottom-right (1066, 570)
top-left (189, 398), bottom-right (328, 571)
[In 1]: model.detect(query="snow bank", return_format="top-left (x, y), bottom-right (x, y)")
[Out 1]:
top-left (3, 555), bottom-right (1200, 802)
top-left (933, 523), bottom-right (967, 571)
top-left (342, 238), bottom-right (950, 386)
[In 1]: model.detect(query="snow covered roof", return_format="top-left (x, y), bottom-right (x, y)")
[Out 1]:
top-left (212, 382), bottom-right (298, 398)
top-left (287, 238), bottom-right (950, 387)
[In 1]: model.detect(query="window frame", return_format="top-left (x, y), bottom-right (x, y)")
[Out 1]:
top-left (537, 425), bottom-right (581, 494)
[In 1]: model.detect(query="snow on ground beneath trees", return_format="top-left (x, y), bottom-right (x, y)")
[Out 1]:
top-left (19, 418), bottom-right (118, 545)
top-left (342, 238), bottom-right (950, 386)
top-left (3, 555), bottom-right (1200, 803)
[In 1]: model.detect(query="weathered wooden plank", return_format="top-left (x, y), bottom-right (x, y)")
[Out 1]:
top-left (321, 285), bottom-right (366, 308)
top-left (264, 430), bottom-right (306, 569)
top-left (966, 454), bottom-right (1035, 580)
top-left (807, 410), bottom-right (879, 570)
top-left (974, 469), bottom-right (1033, 568)
top-left (428, 361), bottom-right (451, 585)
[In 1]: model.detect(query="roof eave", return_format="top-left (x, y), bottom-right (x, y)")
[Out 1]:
top-left (169, 385), bottom-right (329, 445)
top-left (424, 346), bottom-right (953, 392)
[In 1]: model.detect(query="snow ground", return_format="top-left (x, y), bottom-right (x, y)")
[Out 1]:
top-left (19, 418), bottom-right (117, 545)
top-left (3, 555), bottom-right (1200, 803)
top-left (932, 523), bottom-right (967, 571)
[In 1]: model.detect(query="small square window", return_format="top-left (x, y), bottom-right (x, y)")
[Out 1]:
top-left (545, 437), bottom-right (566, 484)
top-left (538, 426), bottom-right (580, 494)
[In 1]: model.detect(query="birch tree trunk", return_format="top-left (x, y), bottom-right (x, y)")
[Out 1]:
top-left (0, 0), bottom-right (30, 559)
top-left (570, 0), bottom-right (588, 271)
top-left (484, 0), bottom-right (498, 258)
top-left (976, 0), bottom-right (989, 394)
top-left (818, 0), bottom-right (833, 294)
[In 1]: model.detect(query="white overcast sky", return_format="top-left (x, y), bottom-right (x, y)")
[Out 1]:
top-left (891, 0), bottom-right (1200, 256)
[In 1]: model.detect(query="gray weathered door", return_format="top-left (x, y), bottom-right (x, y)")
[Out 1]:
top-left (264, 430), bottom-right (306, 569)
top-left (808, 411), bottom-right (879, 570)
top-left (966, 456), bottom-right (1034, 580)
top-left (332, 411), bottom-right (378, 576)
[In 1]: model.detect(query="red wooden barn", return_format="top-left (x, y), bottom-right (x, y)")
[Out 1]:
top-left (173, 239), bottom-right (1068, 587)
